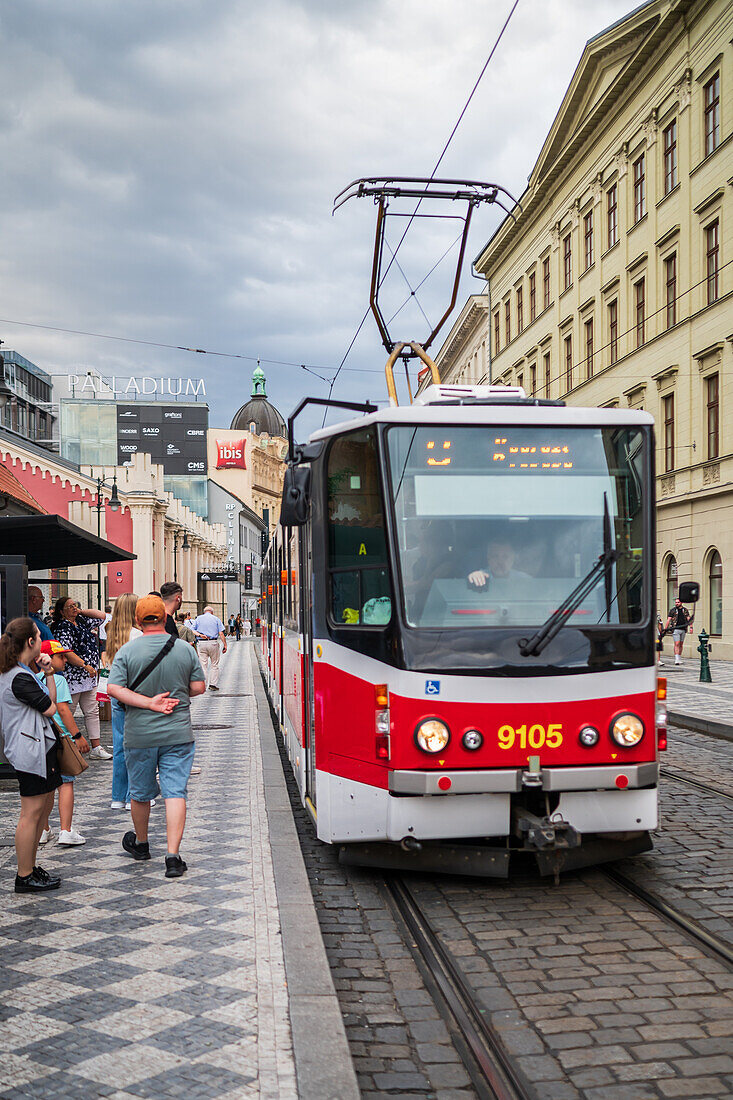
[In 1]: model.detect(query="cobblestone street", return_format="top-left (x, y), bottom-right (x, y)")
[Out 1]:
top-left (0, 641), bottom-right (317, 1099)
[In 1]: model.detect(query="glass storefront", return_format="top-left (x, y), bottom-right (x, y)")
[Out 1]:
top-left (59, 401), bottom-right (117, 467)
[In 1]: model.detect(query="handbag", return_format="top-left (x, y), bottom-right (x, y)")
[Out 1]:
top-left (53, 724), bottom-right (89, 777)
top-left (96, 665), bottom-right (110, 702)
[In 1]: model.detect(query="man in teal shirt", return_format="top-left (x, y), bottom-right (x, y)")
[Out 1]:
top-left (108, 595), bottom-right (205, 878)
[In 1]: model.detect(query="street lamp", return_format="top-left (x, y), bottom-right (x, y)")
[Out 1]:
top-left (93, 472), bottom-right (121, 610)
top-left (173, 529), bottom-right (191, 584)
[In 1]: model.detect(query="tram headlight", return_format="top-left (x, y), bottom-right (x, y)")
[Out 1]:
top-left (610, 713), bottom-right (644, 747)
top-left (415, 718), bottom-right (450, 754)
top-left (462, 729), bottom-right (483, 751)
top-left (578, 726), bottom-right (600, 747)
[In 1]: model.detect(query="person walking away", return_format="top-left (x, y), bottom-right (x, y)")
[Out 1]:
top-left (192, 605), bottom-right (227, 690)
top-left (664, 596), bottom-right (694, 667)
top-left (102, 593), bottom-right (141, 810)
top-left (98, 605), bottom-right (113, 655)
top-left (0, 619), bottom-right (63, 893)
top-left (160, 581), bottom-right (184, 639)
top-left (28, 586), bottom-right (54, 641)
top-left (107, 595), bottom-right (205, 878)
top-left (34, 641), bottom-right (90, 846)
top-left (51, 597), bottom-right (111, 759)
top-left (243, 618), bottom-right (252, 638)
top-left (175, 613), bottom-right (197, 647)
top-left (234, 614), bottom-right (242, 641)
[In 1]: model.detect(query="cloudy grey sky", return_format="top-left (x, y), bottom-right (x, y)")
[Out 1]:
top-left (1, 0), bottom-right (636, 435)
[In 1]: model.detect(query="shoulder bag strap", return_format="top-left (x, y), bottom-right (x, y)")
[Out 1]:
top-left (128, 636), bottom-right (176, 694)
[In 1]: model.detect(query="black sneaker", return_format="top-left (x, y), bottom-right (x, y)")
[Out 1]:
top-left (15, 870), bottom-right (61, 893)
top-left (33, 865), bottom-right (61, 886)
top-left (208, 685), bottom-right (219, 691)
top-left (165, 855), bottom-right (187, 878)
top-left (122, 831), bottom-right (151, 861)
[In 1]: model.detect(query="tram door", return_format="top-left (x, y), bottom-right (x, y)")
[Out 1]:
top-left (302, 522), bottom-right (317, 803)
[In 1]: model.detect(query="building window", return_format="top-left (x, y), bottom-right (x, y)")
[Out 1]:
top-left (493, 310), bottom-right (500, 354)
top-left (529, 272), bottom-right (536, 321)
top-left (542, 257), bottom-right (551, 309)
top-left (635, 278), bottom-right (645, 348)
top-left (633, 154), bottom-right (646, 222)
top-left (584, 318), bottom-right (594, 380)
top-left (608, 299), bottom-right (618, 365)
top-left (663, 393), bottom-right (674, 472)
top-left (563, 234), bottom-right (572, 290)
top-left (607, 184), bottom-right (618, 247)
top-left (706, 373), bottom-right (719, 459)
top-left (516, 286), bottom-right (523, 334)
top-left (706, 220), bottom-right (719, 304)
top-left (529, 363), bottom-right (536, 396)
top-left (709, 550), bottom-right (722, 636)
top-left (583, 210), bottom-right (594, 270)
top-left (704, 73), bottom-right (720, 157)
top-left (663, 120), bottom-right (677, 194)
top-left (666, 555), bottom-right (678, 611)
top-left (505, 299), bottom-right (511, 344)
top-left (665, 253), bottom-right (677, 328)
top-left (543, 351), bottom-right (551, 397)
top-left (564, 335), bottom-right (573, 392)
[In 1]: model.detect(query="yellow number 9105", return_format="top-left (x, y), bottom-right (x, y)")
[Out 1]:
top-left (497, 724), bottom-right (563, 750)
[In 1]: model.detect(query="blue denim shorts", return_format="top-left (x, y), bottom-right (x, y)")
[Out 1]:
top-left (124, 742), bottom-right (196, 801)
top-left (61, 774), bottom-right (74, 784)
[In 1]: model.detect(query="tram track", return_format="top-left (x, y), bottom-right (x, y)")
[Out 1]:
top-left (601, 866), bottom-right (733, 968)
top-left (385, 877), bottom-right (535, 1100)
top-left (660, 766), bottom-right (733, 802)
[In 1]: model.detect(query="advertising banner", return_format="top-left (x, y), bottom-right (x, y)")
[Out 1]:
top-left (216, 438), bottom-right (247, 469)
top-left (117, 404), bottom-right (209, 474)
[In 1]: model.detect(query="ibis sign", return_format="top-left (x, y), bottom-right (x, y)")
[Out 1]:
top-left (216, 438), bottom-right (247, 470)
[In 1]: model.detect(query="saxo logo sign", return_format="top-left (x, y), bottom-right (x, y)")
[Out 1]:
top-left (216, 438), bottom-right (247, 470)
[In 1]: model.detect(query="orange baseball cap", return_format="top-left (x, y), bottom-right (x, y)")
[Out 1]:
top-left (136, 595), bottom-right (166, 624)
top-left (40, 640), bottom-right (71, 656)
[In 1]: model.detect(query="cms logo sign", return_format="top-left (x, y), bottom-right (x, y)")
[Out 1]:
top-left (187, 461), bottom-right (206, 472)
top-left (216, 438), bottom-right (246, 469)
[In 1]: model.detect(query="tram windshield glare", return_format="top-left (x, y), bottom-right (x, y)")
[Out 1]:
top-left (386, 426), bottom-right (646, 631)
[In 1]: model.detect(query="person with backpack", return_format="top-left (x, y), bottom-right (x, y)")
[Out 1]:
top-left (107, 595), bottom-right (205, 878)
top-left (664, 596), bottom-right (694, 667)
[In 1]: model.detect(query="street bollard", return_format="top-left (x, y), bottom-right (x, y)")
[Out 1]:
top-left (698, 628), bottom-right (712, 683)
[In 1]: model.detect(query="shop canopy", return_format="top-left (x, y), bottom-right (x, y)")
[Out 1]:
top-left (0, 515), bottom-right (136, 571)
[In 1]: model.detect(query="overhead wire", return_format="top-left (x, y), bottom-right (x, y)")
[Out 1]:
top-left (321, 0), bottom-right (521, 422)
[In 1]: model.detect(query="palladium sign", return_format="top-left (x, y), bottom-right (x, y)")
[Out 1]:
top-left (68, 374), bottom-right (206, 397)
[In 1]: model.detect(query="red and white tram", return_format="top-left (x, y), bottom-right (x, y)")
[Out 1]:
top-left (260, 375), bottom-right (692, 878)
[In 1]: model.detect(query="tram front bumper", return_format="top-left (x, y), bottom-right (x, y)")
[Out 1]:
top-left (388, 762), bottom-right (658, 796)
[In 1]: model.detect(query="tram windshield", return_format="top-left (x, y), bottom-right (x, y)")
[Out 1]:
top-left (386, 425), bottom-right (646, 631)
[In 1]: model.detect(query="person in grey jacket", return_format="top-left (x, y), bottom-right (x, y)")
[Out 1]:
top-left (0, 618), bottom-right (63, 893)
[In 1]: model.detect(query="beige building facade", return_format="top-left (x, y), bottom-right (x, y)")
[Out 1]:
top-left (430, 0), bottom-right (733, 656)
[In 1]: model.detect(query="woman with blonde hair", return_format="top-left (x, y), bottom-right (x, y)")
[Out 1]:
top-left (103, 594), bottom-right (140, 809)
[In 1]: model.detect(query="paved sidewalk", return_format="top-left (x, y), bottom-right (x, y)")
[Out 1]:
top-left (0, 640), bottom-right (355, 1099)
top-left (661, 652), bottom-right (733, 737)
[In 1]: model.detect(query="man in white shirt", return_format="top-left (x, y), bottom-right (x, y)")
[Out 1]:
top-left (192, 606), bottom-right (227, 690)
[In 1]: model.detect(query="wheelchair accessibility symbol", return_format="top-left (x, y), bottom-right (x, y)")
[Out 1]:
top-left (425, 679), bottom-right (441, 696)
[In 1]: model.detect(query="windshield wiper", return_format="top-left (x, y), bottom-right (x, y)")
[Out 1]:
top-left (519, 493), bottom-right (617, 658)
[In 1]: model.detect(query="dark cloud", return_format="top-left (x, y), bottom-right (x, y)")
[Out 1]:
top-left (0, 0), bottom-right (635, 437)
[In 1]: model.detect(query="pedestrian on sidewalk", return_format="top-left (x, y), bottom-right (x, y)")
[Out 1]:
top-left (103, 593), bottom-right (142, 810)
top-left (175, 612), bottom-right (197, 647)
top-left (0, 618), bottom-right (63, 893)
top-left (51, 597), bottom-right (112, 759)
top-left (160, 581), bottom-right (184, 639)
top-left (33, 640), bottom-right (90, 846)
top-left (664, 597), bottom-right (694, 667)
top-left (234, 614), bottom-right (242, 641)
top-left (27, 586), bottom-right (54, 642)
top-left (192, 605), bottom-right (227, 690)
top-left (243, 618), bottom-right (252, 638)
top-left (107, 595), bottom-right (206, 878)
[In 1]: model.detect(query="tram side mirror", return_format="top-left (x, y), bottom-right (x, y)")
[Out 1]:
top-left (280, 465), bottom-right (311, 527)
top-left (678, 581), bottom-right (699, 603)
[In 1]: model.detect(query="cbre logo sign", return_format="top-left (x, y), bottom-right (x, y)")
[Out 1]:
top-left (216, 438), bottom-right (247, 470)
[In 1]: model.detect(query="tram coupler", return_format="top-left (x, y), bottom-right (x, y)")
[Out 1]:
top-left (512, 807), bottom-right (581, 852)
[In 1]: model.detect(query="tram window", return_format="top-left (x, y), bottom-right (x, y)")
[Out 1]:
top-left (327, 427), bottom-right (392, 626)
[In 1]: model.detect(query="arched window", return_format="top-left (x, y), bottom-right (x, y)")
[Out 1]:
top-left (709, 551), bottom-right (722, 636)
top-left (665, 555), bottom-right (678, 615)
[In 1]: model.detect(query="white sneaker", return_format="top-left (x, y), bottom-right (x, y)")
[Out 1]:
top-left (110, 801), bottom-right (125, 810)
top-left (58, 829), bottom-right (85, 846)
top-left (125, 802), bottom-right (131, 810)
top-left (190, 766), bottom-right (201, 775)
top-left (38, 828), bottom-right (53, 845)
top-left (89, 745), bottom-right (113, 760)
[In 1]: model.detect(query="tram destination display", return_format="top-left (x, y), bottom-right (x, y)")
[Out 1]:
top-left (116, 403), bottom-right (209, 474)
